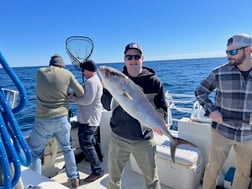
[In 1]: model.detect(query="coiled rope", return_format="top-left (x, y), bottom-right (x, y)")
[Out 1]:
top-left (0, 52), bottom-right (32, 189)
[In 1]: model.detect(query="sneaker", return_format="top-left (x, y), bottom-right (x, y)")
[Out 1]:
top-left (83, 174), bottom-right (103, 182)
top-left (70, 178), bottom-right (80, 188)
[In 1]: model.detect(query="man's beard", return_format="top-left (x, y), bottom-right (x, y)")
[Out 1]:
top-left (228, 53), bottom-right (246, 66)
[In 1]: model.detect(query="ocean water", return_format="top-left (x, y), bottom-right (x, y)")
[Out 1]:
top-left (0, 57), bottom-right (227, 130)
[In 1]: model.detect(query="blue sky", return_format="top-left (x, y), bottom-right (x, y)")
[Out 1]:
top-left (1, 0), bottom-right (252, 67)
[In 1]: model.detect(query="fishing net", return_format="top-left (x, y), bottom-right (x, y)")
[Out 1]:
top-left (65, 36), bottom-right (94, 70)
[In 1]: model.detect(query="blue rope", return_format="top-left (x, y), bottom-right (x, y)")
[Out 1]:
top-left (0, 109), bottom-right (21, 188)
top-left (0, 52), bottom-right (27, 113)
top-left (0, 120), bottom-right (11, 189)
top-left (0, 52), bottom-right (32, 189)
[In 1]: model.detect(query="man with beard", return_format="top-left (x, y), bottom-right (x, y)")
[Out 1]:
top-left (195, 33), bottom-right (252, 189)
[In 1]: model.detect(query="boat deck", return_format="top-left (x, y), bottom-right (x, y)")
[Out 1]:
top-left (22, 142), bottom-right (204, 189)
top-left (48, 147), bottom-right (174, 189)
top-left (21, 115), bottom-right (206, 189)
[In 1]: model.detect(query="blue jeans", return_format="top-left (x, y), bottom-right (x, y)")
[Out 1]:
top-left (78, 123), bottom-right (104, 176)
top-left (29, 115), bottom-right (79, 179)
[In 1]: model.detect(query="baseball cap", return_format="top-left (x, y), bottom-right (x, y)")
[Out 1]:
top-left (124, 42), bottom-right (142, 54)
top-left (49, 54), bottom-right (65, 67)
top-left (227, 33), bottom-right (252, 47)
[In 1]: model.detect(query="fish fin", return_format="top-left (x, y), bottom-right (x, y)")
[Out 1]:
top-left (170, 137), bottom-right (197, 163)
top-left (122, 91), bottom-right (133, 100)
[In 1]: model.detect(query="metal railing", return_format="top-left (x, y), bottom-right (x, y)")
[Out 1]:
top-left (165, 91), bottom-right (211, 125)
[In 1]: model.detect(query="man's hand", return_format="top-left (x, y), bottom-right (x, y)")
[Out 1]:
top-left (209, 110), bottom-right (223, 123)
top-left (67, 92), bottom-right (75, 102)
top-left (153, 128), bottom-right (163, 135)
top-left (153, 123), bottom-right (169, 135)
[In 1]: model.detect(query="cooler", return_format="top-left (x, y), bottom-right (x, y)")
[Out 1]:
top-left (224, 167), bottom-right (235, 189)
top-left (130, 135), bottom-right (203, 189)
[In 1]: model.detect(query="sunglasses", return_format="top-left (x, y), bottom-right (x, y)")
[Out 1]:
top-left (226, 46), bottom-right (247, 56)
top-left (125, 54), bottom-right (142, 60)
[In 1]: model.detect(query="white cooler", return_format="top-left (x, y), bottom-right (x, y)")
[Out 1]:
top-left (130, 135), bottom-right (203, 189)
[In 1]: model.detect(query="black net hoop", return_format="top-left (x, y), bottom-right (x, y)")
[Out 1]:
top-left (65, 36), bottom-right (94, 70)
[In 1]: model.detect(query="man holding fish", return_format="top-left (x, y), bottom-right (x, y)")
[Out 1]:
top-left (99, 42), bottom-right (197, 189)
top-left (100, 43), bottom-right (167, 189)
top-left (100, 42), bottom-right (167, 189)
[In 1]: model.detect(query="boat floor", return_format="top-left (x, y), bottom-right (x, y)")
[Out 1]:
top-left (44, 147), bottom-right (202, 189)
top-left (21, 123), bottom-right (203, 189)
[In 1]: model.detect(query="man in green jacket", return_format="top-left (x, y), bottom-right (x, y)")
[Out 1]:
top-left (29, 54), bottom-right (84, 188)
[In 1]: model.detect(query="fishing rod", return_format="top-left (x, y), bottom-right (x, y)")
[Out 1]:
top-left (0, 52), bottom-right (32, 189)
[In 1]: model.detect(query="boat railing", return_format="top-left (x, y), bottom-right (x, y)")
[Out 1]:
top-left (2, 88), bottom-right (19, 109)
top-left (70, 90), bottom-right (211, 127)
top-left (165, 91), bottom-right (211, 125)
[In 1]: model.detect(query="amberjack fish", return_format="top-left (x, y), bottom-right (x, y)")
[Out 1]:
top-left (98, 66), bottom-right (197, 163)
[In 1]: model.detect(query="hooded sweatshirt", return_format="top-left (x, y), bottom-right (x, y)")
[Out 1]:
top-left (101, 66), bottom-right (167, 140)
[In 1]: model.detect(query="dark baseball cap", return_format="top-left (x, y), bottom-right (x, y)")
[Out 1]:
top-left (124, 42), bottom-right (142, 54)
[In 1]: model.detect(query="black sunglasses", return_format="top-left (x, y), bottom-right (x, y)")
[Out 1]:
top-left (226, 46), bottom-right (247, 56)
top-left (125, 54), bottom-right (142, 60)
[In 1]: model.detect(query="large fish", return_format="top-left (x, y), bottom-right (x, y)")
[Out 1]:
top-left (98, 66), bottom-right (197, 163)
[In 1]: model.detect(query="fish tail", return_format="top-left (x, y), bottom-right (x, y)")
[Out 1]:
top-left (170, 137), bottom-right (197, 163)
